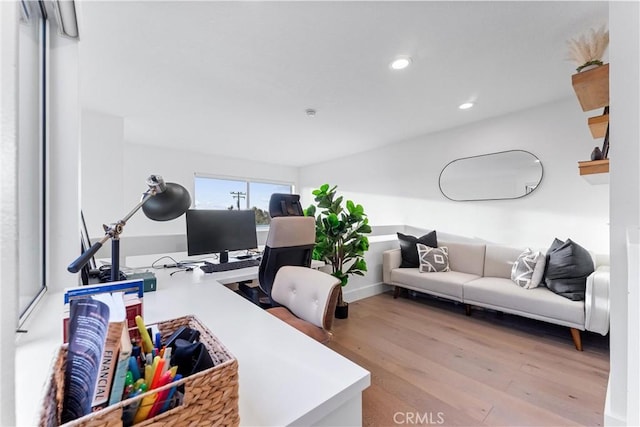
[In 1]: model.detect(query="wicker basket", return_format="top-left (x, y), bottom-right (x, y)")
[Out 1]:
top-left (40, 315), bottom-right (239, 427)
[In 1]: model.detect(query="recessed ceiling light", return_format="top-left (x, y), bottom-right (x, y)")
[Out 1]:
top-left (390, 57), bottom-right (411, 70)
top-left (458, 102), bottom-right (474, 110)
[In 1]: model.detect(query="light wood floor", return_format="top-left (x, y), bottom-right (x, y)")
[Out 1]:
top-left (327, 291), bottom-right (609, 427)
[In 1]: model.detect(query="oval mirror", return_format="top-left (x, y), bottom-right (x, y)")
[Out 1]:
top-left (439, 150), bottom-right (543, 201)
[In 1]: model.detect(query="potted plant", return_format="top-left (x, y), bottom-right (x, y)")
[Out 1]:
top-left (567, 25), bottom-right (609, 72)
top-left (305, 184), bottom-right (371, 319)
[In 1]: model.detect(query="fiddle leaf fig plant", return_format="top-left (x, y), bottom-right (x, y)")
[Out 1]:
top-left (305, 184), bottom-right (371, 307)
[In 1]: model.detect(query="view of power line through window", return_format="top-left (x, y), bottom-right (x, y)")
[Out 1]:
top-left (194, 176), bottom-right (292, 225)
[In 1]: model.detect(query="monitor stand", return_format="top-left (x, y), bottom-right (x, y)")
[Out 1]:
top-left (219, 251), bottom-right (229, 263)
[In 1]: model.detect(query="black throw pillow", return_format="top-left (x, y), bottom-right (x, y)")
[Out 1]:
top-left (397, 231), bottom-right (438, 268)
top-left (544, 238), bottom-right (594, 301)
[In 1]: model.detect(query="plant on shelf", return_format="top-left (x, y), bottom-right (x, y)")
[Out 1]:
top-left (567, 25), bottom-right (609, 73)
top-left (305, 184), bottom-right (371, 318)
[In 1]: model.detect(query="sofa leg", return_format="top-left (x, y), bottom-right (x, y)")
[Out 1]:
top-left (465, 304), bottom-right (472, 316)
top-left (570, 328), bottom-right (583, 351)
top-left (393, 286), bottom-right (401, 299)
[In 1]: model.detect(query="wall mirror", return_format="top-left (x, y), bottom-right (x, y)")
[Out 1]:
top-left (439, 150), bottom-right (543, 201)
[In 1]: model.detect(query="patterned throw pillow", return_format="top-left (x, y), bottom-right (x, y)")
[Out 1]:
top-left (511, 248), bottom-right (546, 289)
top-left (417, 244), bottom-right (450, 273)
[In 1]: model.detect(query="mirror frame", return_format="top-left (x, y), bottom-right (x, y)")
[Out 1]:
top-left (438, 150), bottom-right (544, 202)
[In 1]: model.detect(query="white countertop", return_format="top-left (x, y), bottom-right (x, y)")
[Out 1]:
top-left (15, 266), bottom-right (369, 426)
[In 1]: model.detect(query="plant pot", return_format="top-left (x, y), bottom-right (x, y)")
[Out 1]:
top-left (335, 302), bottom-right (349, 319)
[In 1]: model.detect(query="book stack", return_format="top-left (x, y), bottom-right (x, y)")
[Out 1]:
top-left (62, 292), bottom-right (132, 421)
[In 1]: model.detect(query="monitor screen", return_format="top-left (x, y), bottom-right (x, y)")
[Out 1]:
top-left (185, 209), bottom-right (258, 257)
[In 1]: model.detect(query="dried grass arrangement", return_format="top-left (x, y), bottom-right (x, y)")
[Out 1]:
top-left (567, 26), bottom-right (609, 72)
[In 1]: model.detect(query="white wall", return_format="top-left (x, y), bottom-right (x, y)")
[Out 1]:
top-left (80, 110), bottom-right (124, 242)
top-left (299, 97), bottom-right (610, 255)
top-left (48, 29), bottom-right (80, 293)
top-left (81, 109), bottom-right (299, 239)
top-left (606, 2), bottom-right (640, 426)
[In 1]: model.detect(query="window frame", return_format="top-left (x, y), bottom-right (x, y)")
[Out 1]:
top-left (17, 1), bottom-right (48, 325)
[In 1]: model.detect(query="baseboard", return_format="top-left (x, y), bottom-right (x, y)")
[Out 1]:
top-left (343, 282), bottom-right (391, 302)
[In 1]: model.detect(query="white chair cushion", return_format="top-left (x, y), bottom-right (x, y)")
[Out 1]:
top-left (270, 266), bottom-right (340, 328)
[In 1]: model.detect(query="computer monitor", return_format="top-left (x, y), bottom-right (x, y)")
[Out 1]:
top-left (185, 209), bottom-right (258, 262)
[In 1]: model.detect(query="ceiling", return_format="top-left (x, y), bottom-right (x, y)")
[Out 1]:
top-left (76, 1), bottom-right (608, 167)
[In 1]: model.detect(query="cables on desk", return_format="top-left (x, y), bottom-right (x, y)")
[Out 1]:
top-left (170, 267), bottom-right (193, 276)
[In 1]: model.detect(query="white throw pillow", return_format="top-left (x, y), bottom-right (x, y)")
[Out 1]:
top-left (511, 248), bottom-right (546, 289)
top-left (417, 244), bottom-right (450, 273)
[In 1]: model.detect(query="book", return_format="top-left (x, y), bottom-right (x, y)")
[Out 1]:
top-left (108, 321), bottom-right (133, 406)
top-left (62, 298), bottom-right (111, 422)
top-left (63, 279), bottom-right (144, 343)
top-left (90, 292), bottom-right (127, 411)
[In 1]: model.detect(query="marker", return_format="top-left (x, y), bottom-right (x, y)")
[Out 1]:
top-left (135, 315), bottom-right (154, 354)
top-left (144, 365), bottom-right (153, 388)
top-left (155, 332), bottom-right (162, 350)
top-left (133, 391), bottom-right (158, 424)
top-left (160, 374), bottom-right (183, 413)
top-left (147, 371), bottom-right (174, 418)
top-left (128, 356), bottom-right (141, 381)
top-left (150, 358), bottom-right (165, 390)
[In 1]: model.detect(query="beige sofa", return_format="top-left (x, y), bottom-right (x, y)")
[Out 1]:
top-left (382, 237), bottom-right (610, 350)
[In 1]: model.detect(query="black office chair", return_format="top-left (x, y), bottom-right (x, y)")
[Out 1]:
top-left (257, 194), bottom-right (316, 303)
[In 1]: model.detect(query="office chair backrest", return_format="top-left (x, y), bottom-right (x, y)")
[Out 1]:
top-left (269, 193), bottom-right (304, 217)
top-left (270, 266), bottom-right (341, 331)
top-left (258, 216), bottom-right (316, 298)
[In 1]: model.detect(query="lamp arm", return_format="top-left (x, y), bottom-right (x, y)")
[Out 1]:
top-left (66, 191), bottom-right (156, 275)
top-left (118, 191), bottom-right (155, 226)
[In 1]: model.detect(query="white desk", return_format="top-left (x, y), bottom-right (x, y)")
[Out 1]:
top-left (15, 265), bottom-right (370, 426)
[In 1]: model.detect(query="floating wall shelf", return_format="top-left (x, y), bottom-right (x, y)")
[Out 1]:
top-left (588, 114), bottom-right (609, 139)
top-left (578, 159), bottom-right (609, 184)
top-left (572, 64), bottom-right (609, 112)
top-left (572, 64), bottom-right (610, 183)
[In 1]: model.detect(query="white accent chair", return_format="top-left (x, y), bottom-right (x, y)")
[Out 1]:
top-left (267, 266), bottom-right (341, 344)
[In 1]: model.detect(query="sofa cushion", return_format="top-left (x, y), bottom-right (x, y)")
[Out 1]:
top-left (511, 248), bottom-right (546, 289)
top-left (417, 244), bottom-right (450, 273)
top-left (545, 238), bottom-right (595, 301)
top-left (397, 231), bottom-right (438, 268)
top-left (464, 277), bottom-right (585, 327)
top-left (390, 268), bottom-right (478, 301)
top-left (484, 245), bottom-right (525, 279)
top-left (439, 240), bottom-right (486, 276)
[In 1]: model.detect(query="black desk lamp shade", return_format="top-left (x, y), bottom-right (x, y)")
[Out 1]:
top-left (68, 175), bottom-right (191, 281)
top-left (142, 182), bottom-right (192, 221)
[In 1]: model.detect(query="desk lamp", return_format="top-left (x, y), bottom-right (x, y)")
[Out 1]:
top-left (68, 175), bottom-right (191, 282)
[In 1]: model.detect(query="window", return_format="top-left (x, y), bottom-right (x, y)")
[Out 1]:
top-left (194, 175), bottom-right (293, 226)
top-left (18, 1), bottom-right (47, 322)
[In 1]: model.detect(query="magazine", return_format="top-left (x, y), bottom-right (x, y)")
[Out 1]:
top-left (62, 298), bottom-right (110, 422)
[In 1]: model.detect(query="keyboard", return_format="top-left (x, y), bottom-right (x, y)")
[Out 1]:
top-left (200, 259), bottom-right (261, 273)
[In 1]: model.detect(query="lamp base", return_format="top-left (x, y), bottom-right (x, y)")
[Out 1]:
top-left (97, 267), bottom-right (127, 283)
